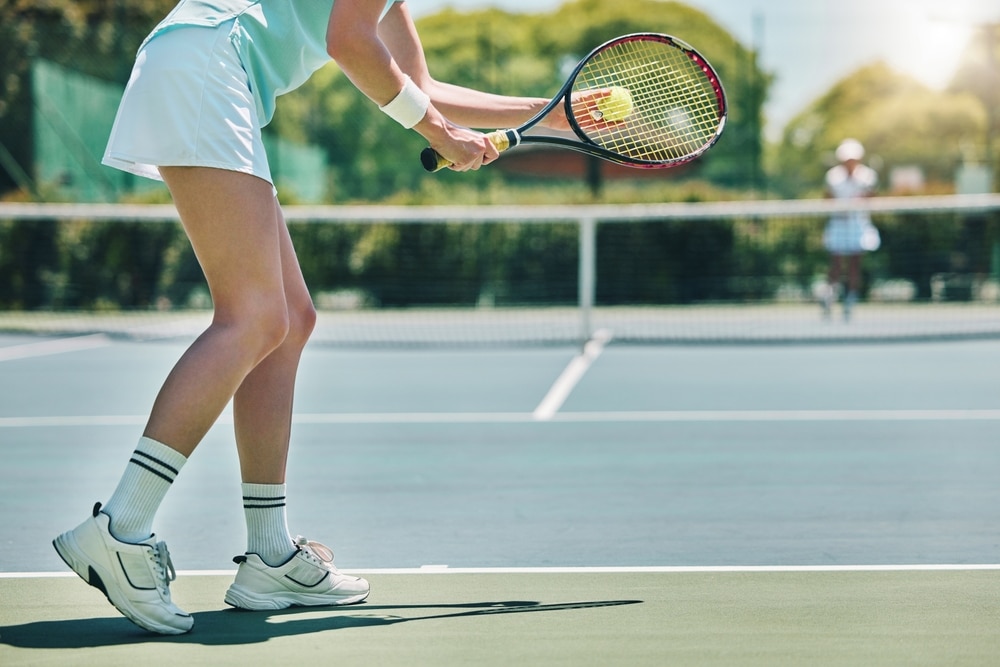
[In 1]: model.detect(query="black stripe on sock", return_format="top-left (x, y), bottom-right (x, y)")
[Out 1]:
top-left (129, 457), bottom-right (175, 484)
top-left (243, 495), bottom-right (286, 509)
top-left (133, 450), bottom-right (180, 476)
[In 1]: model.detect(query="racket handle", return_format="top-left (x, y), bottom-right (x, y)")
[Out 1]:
top-left (420, 129), bottom-right (520, 172)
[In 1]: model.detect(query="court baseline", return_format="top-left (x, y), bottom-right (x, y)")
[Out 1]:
top-left (3, 409), bottom-right (1000, 428)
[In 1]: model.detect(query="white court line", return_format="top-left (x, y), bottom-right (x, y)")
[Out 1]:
top-left (4, 564), bottom-right (1000, 578)
top-left (548, 409), bottom-right (1000, 422)
top-left (0, 415), bottom-right (149, 428)
top-left (533, 329), bottom-right (613, 421)
top-left (4, 409), bottom-right (1000, 429)
top-left (292, 412), bottom-right (530, 424)
top-left (0, 333), bottom-right (112, 362)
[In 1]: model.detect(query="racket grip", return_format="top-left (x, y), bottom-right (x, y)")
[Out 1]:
top-left (420, 129), bottom-right (519, 172)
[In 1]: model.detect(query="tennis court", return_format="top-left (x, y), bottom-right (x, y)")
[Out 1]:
top-left (1, 330), bottom-right (998, 665)
top-left (4, 0), bottom-right (1000, 661)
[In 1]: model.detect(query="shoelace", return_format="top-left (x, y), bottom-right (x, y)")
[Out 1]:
top-left (294, 536), bottom-right (338, 570)
top-left (148, 541), bottom-right (178, 592)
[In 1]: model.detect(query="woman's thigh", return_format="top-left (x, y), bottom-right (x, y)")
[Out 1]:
top-left (159, 167), bottom-right (286, 318)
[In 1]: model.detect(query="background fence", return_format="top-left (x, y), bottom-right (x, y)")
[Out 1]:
top-left (29, 59), bottom-right (329, 204)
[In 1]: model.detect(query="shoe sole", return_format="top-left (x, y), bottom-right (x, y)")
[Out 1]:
top-left (53, 531), bottom-right (192, 635)
top-left (224, 583), bottom-right (370, 610)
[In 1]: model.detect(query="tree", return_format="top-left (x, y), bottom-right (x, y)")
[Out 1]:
top-left (949, 24), bottom-right (1000, 185)
top-left (269, 0), bottom-right (769, 199)
top-left (771, 62), bottom-right (986, 197)
top-left (2, 0), bottom-right (768, 201)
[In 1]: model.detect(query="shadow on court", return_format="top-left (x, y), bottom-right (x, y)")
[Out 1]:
top-left (0, 599), bottom-right (643, 649)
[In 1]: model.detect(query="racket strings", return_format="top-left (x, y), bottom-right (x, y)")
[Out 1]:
top-left (604, 44), bottom-right (719, 158)
top-left (584, 40), bottom-right (719, 157)
top-left (571, 36), bottom-right (724, 164)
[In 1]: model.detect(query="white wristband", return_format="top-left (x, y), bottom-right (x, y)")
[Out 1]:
top-left (379, 76), bottom-right (430, 129)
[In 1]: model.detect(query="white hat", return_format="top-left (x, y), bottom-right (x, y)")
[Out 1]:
top-left (836, 138), bottom-right (865, 162)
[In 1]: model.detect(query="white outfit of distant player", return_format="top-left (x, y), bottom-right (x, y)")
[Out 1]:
top-left (822, 158), bottom-right (879, 255)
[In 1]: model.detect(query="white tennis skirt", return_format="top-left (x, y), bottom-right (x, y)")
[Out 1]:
top-left (823, 215), bottom-right (881, 255)
top-left (103, 20), bottom-right (272, 185)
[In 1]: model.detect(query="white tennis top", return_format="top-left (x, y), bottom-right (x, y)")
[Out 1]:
top-left (825, 163), bottom-right (877, 201)
top-left (141, 0), bottom-right (399, 124)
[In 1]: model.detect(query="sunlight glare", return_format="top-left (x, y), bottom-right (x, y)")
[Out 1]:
top-left (886, 11), bottom-right (974, 89)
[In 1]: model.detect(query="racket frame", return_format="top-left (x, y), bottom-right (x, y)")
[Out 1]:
top-left (420, 32), bottom-right (727, 172)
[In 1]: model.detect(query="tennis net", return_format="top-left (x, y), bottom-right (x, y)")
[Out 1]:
top-left (1, 195), bottom-right (998, 345)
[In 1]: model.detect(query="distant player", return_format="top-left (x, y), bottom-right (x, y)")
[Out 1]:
top-left (821, 138), bottom-right (879, 321)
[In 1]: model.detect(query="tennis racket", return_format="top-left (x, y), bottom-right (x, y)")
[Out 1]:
top-left (420, 33), bottom-right (727, 172)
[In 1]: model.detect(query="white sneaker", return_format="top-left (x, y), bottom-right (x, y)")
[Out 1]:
top-left (224, 536), bottom-right (370, 610)
top-left (52, 503), bottom-right (193, 634)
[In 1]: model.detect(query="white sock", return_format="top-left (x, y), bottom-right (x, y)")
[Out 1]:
top-left (242, 483), bottom-right (296, 566)
top-left (102, 437), bottom-right (187, 543)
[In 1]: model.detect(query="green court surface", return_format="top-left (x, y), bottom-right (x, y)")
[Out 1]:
top-left (2, 569), bottom-right (998, 666)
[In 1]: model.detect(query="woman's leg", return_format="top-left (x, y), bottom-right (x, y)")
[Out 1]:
top-left (822, 254), bottom-right (842, 318)
top-left (843, 254), bottom-right (862, 320)
top-left (229, 209), bottom-right (317, 563)
top-left (146, 167), bottom-right (291, 455)
top-left (827, 254), bottom-right (842, 291)
top-left (846, 254), bottom-right (862, 295)
top-left (232, 206), bottom-right (316, 484)
top-left (103, 166), bottom-right (287, 541)
top-left (158, 167), bottom-right (319, 564)
top-left (53, 166), bottom-right (293, 635)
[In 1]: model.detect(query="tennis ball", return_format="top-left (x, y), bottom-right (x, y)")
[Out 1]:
top-left (595, 86), bottom-right (633, 122)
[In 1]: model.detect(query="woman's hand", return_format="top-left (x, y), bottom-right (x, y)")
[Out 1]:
top-left (538, 88), bottom-right (620, 133)
top-left (414, 109), bottom-right (500, 171)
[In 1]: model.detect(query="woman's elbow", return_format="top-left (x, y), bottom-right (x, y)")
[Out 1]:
top-left (326, 23), bottom-right (363, 63)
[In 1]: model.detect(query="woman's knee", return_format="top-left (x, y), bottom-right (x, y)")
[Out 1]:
top-left (242, 298), bottom-right (314, 355)
top-left (285, 297), bottom-right (317, 347)
top-left (259, 307), bottom-right (293, 353)
top-left (214, 300), bottom-right (290, 360)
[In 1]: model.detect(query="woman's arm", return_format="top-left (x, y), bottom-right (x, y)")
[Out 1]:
top-left (377, 4), bottom-right (563, 130)
top-left (326, 0), bottom-right (498, 170)
top-left (327, 1), bottom-right (577, 170)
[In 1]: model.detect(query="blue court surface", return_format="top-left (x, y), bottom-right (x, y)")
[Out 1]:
top-left (1, 332), bottom-right (998, 665)
top-left (2, 332), bottom-right (998, 571)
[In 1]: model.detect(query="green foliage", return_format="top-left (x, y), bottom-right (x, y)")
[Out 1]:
top-left (0, 217), bottom-right (194, 309)
top-left (6, 2), bottom-right (996, 316)
top-left (598, 220), bottom-right (738, 304)
top-left (270, 0), bottom-right (768, 199)
top-left (949, 25), bottom-right (1000, 179)
top-left (2, 0), bottom-right (769, 200)
top-left (6, 208), bottom-right (993, 312)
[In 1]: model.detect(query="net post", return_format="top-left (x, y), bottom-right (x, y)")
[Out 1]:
top-left (578, 216), bottom-right (597, 343)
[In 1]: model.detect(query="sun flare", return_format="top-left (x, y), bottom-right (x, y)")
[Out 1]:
top-left (887, 12), bottom-right (975, 88)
